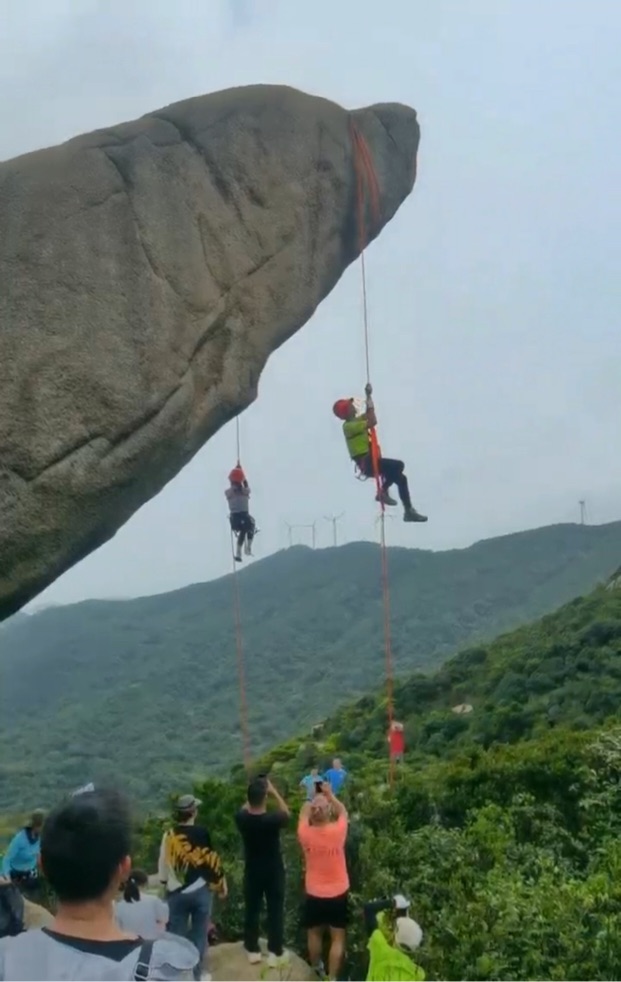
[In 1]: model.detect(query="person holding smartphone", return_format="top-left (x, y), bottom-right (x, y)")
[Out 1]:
top-left (299, 766), bottom-right (325, 801)
top-left (235, 776), bottom-right (291, 969)
top-left (297, 783), bottom-right (349, 980)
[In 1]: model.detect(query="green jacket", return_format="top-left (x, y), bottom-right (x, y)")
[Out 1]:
top-left (366, 928), bottom-right (425, 982)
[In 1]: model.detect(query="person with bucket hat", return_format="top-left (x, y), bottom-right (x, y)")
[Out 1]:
top-left (158, 794), bottom-right (227, 981)
top-left (332, 384), bottom-right (427, 524)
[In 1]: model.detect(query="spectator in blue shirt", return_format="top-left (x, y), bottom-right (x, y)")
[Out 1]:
top-left (324, 758), bottom-right (348, 795)
top-left (1, 810), bottom-right (45, 902)
top-left (299, 767), bottom-right (324, 801)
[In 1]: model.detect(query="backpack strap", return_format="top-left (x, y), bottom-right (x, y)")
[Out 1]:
top-left (134, 940), bottom-right (155, 981)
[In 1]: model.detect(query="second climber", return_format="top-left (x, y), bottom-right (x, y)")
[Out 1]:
top-left (225, 465), bottom-right (258, 562)
top-left (333, 384), bottom-right (427, 523)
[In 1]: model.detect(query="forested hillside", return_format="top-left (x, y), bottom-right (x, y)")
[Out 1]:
top-left (256, 568), bottom-right (621, 778)
top-left (0, 520), bottom-right (620, 810)
top-left (136, 571), bottom-right (621, 981)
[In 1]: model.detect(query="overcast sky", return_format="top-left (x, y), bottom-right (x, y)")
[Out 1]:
top-left (2, 0), bottom-right (619, 607)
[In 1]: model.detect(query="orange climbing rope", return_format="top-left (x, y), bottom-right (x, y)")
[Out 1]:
top-left (351, 120), bottom-right (396, 786)
top-left (230, 415), bottom-right (251, 770)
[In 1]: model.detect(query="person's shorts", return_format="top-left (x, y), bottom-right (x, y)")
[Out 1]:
top-left (302, 891), bottom-right (349, 929)
top-left (229, 512), bottom-right (255, 534)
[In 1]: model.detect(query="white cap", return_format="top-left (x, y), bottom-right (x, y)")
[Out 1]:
top-left (395, 916), bottom-right (423, 952)
top-left (394, 893), bottom-right (410, 911)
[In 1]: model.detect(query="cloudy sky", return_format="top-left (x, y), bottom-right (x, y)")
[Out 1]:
top-left (2, 0), bottom-right (619, 606)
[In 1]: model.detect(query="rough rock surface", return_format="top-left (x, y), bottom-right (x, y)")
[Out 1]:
top-left (209, 941), bottom-right (315, 982)
top-left (0, 84), bottom-right (419, 619)
top-left (23, 898), bottom-right (53, 929)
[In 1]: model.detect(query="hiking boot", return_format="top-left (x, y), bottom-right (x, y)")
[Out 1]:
top-left (404, 507), bottom-right (428, 523)
top-left (376, 489), bottom-right (398, 506)
top-left (245, 950), bottom-right (262, 965)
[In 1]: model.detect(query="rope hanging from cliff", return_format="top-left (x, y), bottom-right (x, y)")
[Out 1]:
top-left (351, 119), bottom-right (396, 787)
top-left (235, 416), bottom-right (241, 467)
top-left (231, 414), bottom-right (251, 770)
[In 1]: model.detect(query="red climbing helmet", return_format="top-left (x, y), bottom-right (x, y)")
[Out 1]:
top-left (229, 466), bottom-right (245, 484)
top-left (332, 398), bottom-right (353, 420)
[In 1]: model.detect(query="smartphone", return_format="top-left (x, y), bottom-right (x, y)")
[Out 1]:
top-left (314, 780), bottom-right (324, 794)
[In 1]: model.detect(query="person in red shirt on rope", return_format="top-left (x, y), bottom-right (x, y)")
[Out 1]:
top-left (333, 384), bottom-right (427, 524)
top-left (388, 722), bottom-right (405, 764)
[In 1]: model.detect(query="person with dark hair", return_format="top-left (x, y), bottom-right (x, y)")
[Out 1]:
top-left (235, 776), bottom-right (290, 968)
top-left (158, 795), bottom-right (226, 982)
top-left (115, 870), bottom-right (169, 940)
top-left (0, 788), bottom-right (198, 980)
top-left (1, 809), bottom-right (45, 903)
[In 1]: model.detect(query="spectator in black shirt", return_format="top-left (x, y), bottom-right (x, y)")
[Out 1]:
top-left (235, 776), bottom-right (290, 969)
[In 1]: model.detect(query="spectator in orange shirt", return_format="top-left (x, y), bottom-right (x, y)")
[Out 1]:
top-left (297, 783), bottom-right (349, 981)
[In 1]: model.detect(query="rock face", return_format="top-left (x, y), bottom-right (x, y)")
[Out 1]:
top-left (0, 84), bottom-right (419, 619)
top-left (23, 898), bottom-right (53, 929)
top-left (209, 941), bottom-right (315, 982)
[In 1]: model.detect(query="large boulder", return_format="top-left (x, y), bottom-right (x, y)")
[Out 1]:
top-left (209, 941), bottom-right (315, 981)
top-left (23, 898), bottom-right (53, 929)
top-left (0, 84), bottom-right (419, 619)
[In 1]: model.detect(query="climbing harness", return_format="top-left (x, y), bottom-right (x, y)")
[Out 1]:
top-left (350, 119), bottom-right (396, 786)
top-left (229, 415), bottom-right (251, 770)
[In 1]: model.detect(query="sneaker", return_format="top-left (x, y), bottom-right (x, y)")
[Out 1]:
top-left (246, 950), bottom-right (262, 965)
top-left (200, 974), bottom-right (212, 981)
top-left (267, 950), bottom-right (291, 969)
top-left (312, 960), bottom-right (326, 979)
top-left (376, 490), bottom-right (398, 506)
top-left (404, 507), bottom-right (428, 523)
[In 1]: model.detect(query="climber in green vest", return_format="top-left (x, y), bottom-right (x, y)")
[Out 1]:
top-left (332, 384), bottom-right (427, 524)
top-left (364, 895), bottom-right (425, 982)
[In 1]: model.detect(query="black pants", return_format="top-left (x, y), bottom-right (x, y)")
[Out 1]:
top-left (230, 512), bottom-right (256, 547)
top-left (358, 454), bottom-right (412, 508)
top-left (243, 866), bottom-right (285, 957)
top-left (10, 872), bottom-right (43, 907)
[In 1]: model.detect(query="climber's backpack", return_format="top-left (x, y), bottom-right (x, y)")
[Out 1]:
top-left (0, 882), bottom-right (25, 938)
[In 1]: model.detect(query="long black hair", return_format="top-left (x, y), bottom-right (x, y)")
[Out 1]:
top-left (123, 868), bottom-right (148, 903)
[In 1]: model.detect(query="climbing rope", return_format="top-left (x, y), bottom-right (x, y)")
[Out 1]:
top-left (234, 416), bottom-right (241, 467)
top-left (351, 119), bottom-right (396, 786)
top-left (230, 414), bottom-right (251, 770)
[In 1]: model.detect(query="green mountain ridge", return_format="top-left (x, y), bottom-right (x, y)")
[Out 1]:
top-left (0, 520), bottom-right (620, 810)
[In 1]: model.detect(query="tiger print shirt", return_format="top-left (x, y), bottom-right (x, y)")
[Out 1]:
top-left (158, 823), bottom-right (225, 893)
